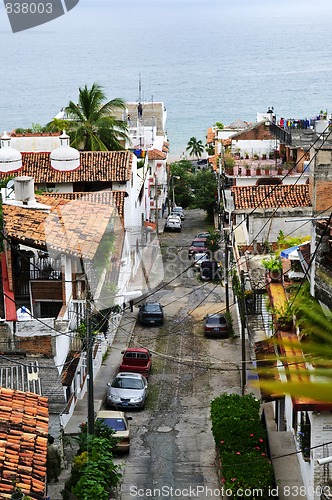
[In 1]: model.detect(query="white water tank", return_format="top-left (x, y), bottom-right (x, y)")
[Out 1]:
top-left (14, 176), bottom-right (36, 205)
top-left (315, 120), bottom-right (329, 136)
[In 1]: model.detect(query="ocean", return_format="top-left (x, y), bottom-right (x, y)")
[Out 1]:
top-left (1, 0), bottom-right (332, 159)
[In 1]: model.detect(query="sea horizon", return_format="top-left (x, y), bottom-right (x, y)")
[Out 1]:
top-left (1, 0), bottom-right (332, 157)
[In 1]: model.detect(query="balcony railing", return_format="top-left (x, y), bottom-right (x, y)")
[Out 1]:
top-left (225, 159), bottom-right (305, 177)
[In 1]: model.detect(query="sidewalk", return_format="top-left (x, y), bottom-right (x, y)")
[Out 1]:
top-left (46, 309), bottom-right (136, 499)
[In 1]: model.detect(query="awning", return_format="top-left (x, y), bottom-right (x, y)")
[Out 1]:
top-left (280, 245), bottom-right (299, 259)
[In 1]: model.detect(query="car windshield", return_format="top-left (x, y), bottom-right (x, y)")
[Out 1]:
top-left (192, 242), bottom-right (206, 248)
top-left (98, 418), bottom-right (126, 431)
top-left (206, 315), bottom-right (226, 326)
top-left (143, 304), bottom-right (161, 312)
top-left (194, 253), bottom-right (208, 261)
top-left (125, 352), bottom-right (148, 359)
top-left (112, 377), bottom-right (144, 389)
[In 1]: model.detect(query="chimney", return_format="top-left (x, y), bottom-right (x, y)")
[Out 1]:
top-left (3, 175), bottom-right (50, 211)
top-left (14, 176), bottom-right (36, 205)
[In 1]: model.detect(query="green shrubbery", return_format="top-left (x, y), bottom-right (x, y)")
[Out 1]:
top-left (62, 421), bottom-right (121, 500)
top-left (210, 394), bottom-right (274, 498)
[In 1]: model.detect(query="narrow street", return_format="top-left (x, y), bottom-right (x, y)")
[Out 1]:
top-left (119, 209), bottom-right (242, 499)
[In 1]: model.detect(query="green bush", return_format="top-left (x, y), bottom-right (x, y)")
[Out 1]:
top-left (220, 451), bottom-right (274, 496)
top-left (211, 394), bottom-right (274, 497)
top-left (62, 421), bottom-right (121, 499)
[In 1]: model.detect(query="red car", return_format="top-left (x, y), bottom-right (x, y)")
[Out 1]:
top-left (188, 238), bottom-right (209, 258)
top-left (119, 347), bottom-right (152, 378)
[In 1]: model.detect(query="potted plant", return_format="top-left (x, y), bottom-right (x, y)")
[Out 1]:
top-left (271, 301), bottom-right (294, 331)
top-left (262, 254), bottom-right (282, 282)
top-left (262, 164), bottom-right (270, 175)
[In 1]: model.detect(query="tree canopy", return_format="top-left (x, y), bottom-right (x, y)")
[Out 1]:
top-left (169, 160), bottom-right (194, 208)
top-left (186, 137), bottom-right (205, 160)
top-left (191, 169), bottom-right (217, 220)
top-left (65, 83), bottom-right (129, 151)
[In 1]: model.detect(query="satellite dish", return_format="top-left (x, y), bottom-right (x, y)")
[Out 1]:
top-left (5, 179), bottom-right (15, 200)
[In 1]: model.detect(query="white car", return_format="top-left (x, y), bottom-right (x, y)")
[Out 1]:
top-left (172, 206), bottom-right (185, 220)
top-left (193, 252), bottom-right (210, 268)
top-left (164, 216), bottom-right (182, 232)
top-left (169, 212), bottom-right (181, 221)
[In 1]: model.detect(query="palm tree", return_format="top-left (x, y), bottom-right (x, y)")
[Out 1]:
top-left (186, 137), bottom-right (205, 160)
top-left (65, 83), bottom-right (129, 151)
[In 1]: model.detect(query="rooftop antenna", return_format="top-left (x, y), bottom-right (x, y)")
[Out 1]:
top-left (137, 74), bottom-right (143, 147)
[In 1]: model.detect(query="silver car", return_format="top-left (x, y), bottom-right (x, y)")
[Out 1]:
top-left (107, 372), bottom-right (148, 410)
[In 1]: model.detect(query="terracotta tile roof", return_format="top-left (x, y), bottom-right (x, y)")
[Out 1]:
top-left (0, 387), bottom-right (48, 498)
top-left (209, 154), bottom-right (218, 172)
top-left (0, 151), bottom-right (133, 184)
top-left (163, 141), bottom-right (169, 151)
top-left (11, 131), bottom-right (60, 138)
top-left (231, 184), bottom-right (311, 210)
top-left (148, 149), bottom-right (167, 160)
top-left (206, 127), bottom-right (215, 144)
top-left (42, 190), bottom-right (127, 220)
top-left (3, 194), bottom-right (119, 260)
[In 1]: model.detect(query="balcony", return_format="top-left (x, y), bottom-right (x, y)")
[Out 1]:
top-left (225, 159), bottom-right (305, 178)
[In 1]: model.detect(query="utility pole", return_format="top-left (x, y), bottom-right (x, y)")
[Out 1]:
top-left (154, 174), bottom-right (159, 235)
top-left (224, 230), bottom-right (230, 313)
top-left (86, 292), bottom-right (95, 434)
top-left (81, 258), bottom-right (95, 436)
top-left (240, 270), bottom-right (246, 396)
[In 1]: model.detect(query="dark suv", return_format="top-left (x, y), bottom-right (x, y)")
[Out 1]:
top-left (138, 302), bottom-right (164, 326)
top-left (200, 261), bottom-right (223, 280)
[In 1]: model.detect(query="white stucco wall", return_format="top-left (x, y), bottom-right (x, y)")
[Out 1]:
top-left (235, 209), bottom-right (312, 244)
top-left (11, 135), bottom-right (60, 152)
top-left (231, 139), bottom-right (277, 156)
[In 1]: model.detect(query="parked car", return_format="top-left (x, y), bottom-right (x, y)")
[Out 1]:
top-left (172, 206), bottom-right (185, 220)
top-left (195, 232), bottom-right (211, 239)
top-left (119, 347), bottom-right (152, 378)
top-left (193, 252), bottom-right (210, 269)
top-left (197, 158), bottom-right (208, 165)
top-left (96, 410), bottom-right (132, 452)
top-left (138, 302), bottom-right (164, 325)
top-left (188, 238), bottom-right (208, 258)
top-left (164, 216), bottom-right (182, 232)
top-left (169, 212), bottom-right (181, 221)
top-left (200, 261), bottom-right (223, 280)
top-left (107, 372), bottom-right (148, 410)
top-left (204, 313), bottom-right (229, 338)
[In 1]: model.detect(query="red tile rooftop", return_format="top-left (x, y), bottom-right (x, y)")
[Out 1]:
top-left (148, 149), bottom-right (167, 160)
top-left (0, 387), bottom-right (48, 498)
top-left (0, 150), bottom-right (133, 184)
top-left (3, 194), bottom-right (119, 260)
top-left (232, 184), bottom-right (311, 210)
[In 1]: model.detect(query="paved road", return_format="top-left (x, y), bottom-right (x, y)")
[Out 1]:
top-left (119, 209), bottom-right (242, 499)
